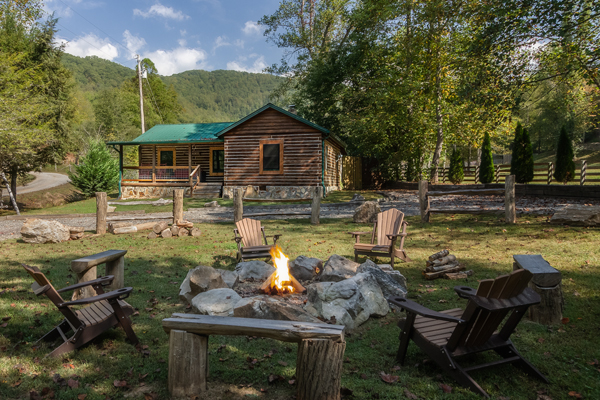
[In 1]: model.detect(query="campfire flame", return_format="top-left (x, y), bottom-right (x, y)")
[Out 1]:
top-left (260, 245), bottom-right (306, 295)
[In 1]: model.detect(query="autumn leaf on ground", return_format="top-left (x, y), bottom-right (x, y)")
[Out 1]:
top-left (439, 383), bottom-right (452, 393)
top-left (67, 378), bottom-right (79, 388)
top-left (114, 380), bottom-right (127, 387)
top-left (360, 373), bottom-right (368, 379)
top-left (77, 394), bottom-right (87, 400)
top-left (568, 391), bottom-right (582, 398)
top-left (278, 361), bottom-right (288, 366)
top-left (379, 372), bottom-right (399, 384)
top-left (561, 317), bottom-right (570, 324)
top-left (404, 389), bottom-right (418, 399)
top-left (143, 393), bottom-right (158, 400)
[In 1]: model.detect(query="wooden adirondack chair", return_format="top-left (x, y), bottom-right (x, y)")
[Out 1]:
top-left (349, 208), bottom-right (411, 267)
top-left (22, 264), bottom-right (139, 358)
top-left (388, 269), bottom-right (549, 397)
top-left (234, 218), bottom-right (281, 262)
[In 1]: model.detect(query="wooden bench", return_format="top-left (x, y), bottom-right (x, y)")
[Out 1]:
top-left (162, 314), bottom-right (346, 400)
top-left (71, 250), bottom-right (127, 299)
top-left (513, 254), bottom-right (563, 325)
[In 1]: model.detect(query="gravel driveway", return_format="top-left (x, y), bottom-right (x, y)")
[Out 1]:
top-left (1, 172), bottom-right (70, 196)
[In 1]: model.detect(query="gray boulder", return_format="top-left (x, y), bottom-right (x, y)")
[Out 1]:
top-left (179, 265), bottom-right (228, 303)
top-left (235, 260), bottom-right (275, 281)
top-left (320, 254), bottom-right (359, 282)
top-left (20, 218), bottom-right (70, 244)
top-left (203, 200), bottom-right (220, 208)
top-left (350, 193), bottom-right (365, 202)
top-left (290, 256), bottom-right (323, 281)
top-left (191, 288), bottom-right (241, 316)
top-left (233, 295), bottom-right (320, 323)
top-left (377, 264), bottom-right (408, 288)
top-left (357, 260), bottom-right (407, 299)
top-left (216, 269), bottom-right (239, 289)
top-left (353, 201), bottom-right (381, 223)
top-left (304, 272), bottom-right (389, 331)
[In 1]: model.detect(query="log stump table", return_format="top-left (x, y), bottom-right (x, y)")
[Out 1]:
top-left (513, 254), bottom-right (563, 325)
top-left (162, 314), bottom-right (346, 400)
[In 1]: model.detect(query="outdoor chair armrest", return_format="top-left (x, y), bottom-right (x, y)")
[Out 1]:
top-left (58, 287), bottom-right (133, 307)
top-left (57, 276), bottom-right (115, 293)
top-left (386, 233), bottom-right (407, 240)
top-left (454, 285), bottom-right (477, 299)
top-left (388, 296), bottom-right (466, 324)
top-left (470, 288), bottom-right (541, 311)
top-left (233, 237), bottom-right (243, 244)
top-left (347, 231), bottom-right (371, 236)
top-left (265, 234), bottom-right (282, 244)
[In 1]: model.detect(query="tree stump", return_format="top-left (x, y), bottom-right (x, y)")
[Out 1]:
top-left (189, 228), bottom-right (201, 237)
top-left (418, 180), bottom-right (429, 223)
top-left (153, 221), bottom-right (169, 234)
top-left (173, 189), bottom-right (184, 224)
top-left (234, 188), bottom-right (243, 223)
top-left (296, 339), bottom-right (346, 400)
top-left (96, 192), bottom-right (107, 234)
top-left (168, 330), bottom-right (208, 398)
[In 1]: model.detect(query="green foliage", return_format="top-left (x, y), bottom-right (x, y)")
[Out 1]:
top-left (511, 123), bottom-right (534, 183)
top-left (448, 149), bottom-right (464, 184)
top-left (479, 132), bottom-right (495, 183)
top-left (554, 126), bottom-right (576, 183)
top-left (68, 139), bottom-right (119, 197)
top-left (61, 53), bottom-right (133, 93)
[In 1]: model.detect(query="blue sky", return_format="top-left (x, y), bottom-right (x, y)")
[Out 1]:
top-left (43, 0), bottom-right (284, 76)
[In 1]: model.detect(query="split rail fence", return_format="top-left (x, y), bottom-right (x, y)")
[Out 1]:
top-left (435, 161), bottom-right (599, 185)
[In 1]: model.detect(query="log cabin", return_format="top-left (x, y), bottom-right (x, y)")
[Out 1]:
top-left (107, 103), bottom-right (346, 199)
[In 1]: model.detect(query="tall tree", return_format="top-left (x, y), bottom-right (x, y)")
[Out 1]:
top-left (479, 132), bottom-right (495, 183)
top-left (554, 126), bottom-right (576, 183)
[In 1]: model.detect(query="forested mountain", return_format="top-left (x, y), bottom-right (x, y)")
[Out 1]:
top-left (61, 54), bottom-right (281, 123)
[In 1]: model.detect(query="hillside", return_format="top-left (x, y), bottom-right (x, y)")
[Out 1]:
top-left (61, 54), bottom-right (282, 123)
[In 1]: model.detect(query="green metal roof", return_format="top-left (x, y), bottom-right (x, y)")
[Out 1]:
top-left (107, 122), bottom-right (232, 145)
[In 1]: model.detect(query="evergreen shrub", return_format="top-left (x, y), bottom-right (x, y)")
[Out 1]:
top-left (554, 126), bottom-right (576, 184)
top-left (448, 148), bottom-right (464, 184)
top-left (510, 123), bottom-right (534, 183)
top-left (69, 139), bottom-right (120, 197)
top-left (479, 132), bottom-right (494, 183)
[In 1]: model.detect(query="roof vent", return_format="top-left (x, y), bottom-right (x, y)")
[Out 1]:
top-left (288, 105), bottom-right (297, 115)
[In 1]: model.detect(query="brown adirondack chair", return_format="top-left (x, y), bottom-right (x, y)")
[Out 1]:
top-left (234, 218), bottom-right (281, 262)
top-left (349, 208), bottom-right (411, 267)
top-left (388, 269), bottom-right (549, 397)
top-left (22, 264), bottom-right (139, 358)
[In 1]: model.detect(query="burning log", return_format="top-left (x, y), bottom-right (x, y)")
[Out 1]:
top-left (259, 245), bottom-right (306, 295)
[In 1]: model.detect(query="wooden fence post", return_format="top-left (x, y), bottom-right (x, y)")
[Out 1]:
top-left (95, 192), bottom-right (107, 234)
top-left (580, 160), bottom-right (586, 186)
top-left (418, 180), bottom-right (430, 223)
top-left (505, 175), bottom-right (516, 224)
top-left (234, 188), bottom-right (243, 223)
top-left (311, 187), bottom-right (322, 225)
top-left (173, 189), bottom-right (184, 224)
top-left (547, 162), bottom-right (553, 185)
top-left (495, 165), bottom-right (500, 183)
top-left (475, 165), bottom-right (480, 184)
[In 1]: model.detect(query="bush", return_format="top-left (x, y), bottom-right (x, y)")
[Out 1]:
top-left (510, 123), bottom-right (534, 183)
top-left (479, 132), bottom-right (494, 183)
top-left (69, 139), bottom-right (120, 197)
top-left (554, 126), bottom-right (576, 184)
top-left (448, 148), bottom-right (464, 184)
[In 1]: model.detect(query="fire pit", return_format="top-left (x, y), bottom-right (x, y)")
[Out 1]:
top-left (260, 245), bottom-right (306, 295)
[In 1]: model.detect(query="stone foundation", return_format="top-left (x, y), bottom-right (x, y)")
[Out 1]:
top-left (121, 186), bottom-right (191, 199)
top-left (223, 185), bottom-right (322, 199)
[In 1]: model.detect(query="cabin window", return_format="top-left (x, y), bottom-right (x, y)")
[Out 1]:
top-left (209, 146), bottom-right (225, 176)
top-left (158, 148), bottom-right (175, 166)
top-left (260, 140), bottom-right (283, 174)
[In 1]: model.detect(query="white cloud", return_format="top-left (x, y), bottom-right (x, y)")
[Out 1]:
top-left (178, 38), bottom-right (187, 47)
top-left (142, 47), bottom-right (208, 75)
top-left (123, 30), bottom-right (146, 58)
top-left (242, 20), bottom-right (261, 36)
top-left (180, 29), bottom-right (187, 36)
top-left (60, 33), bottom-right (119, 61)
top-left (233, 39), bottom-right (244, 48)
top-left (227, 55), bottom-right (267, 73)
top-left (133, 3), bottom-right (189, 20)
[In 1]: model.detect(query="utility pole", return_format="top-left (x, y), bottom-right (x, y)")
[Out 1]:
top-left (136, 54), bottom-right (145, 133)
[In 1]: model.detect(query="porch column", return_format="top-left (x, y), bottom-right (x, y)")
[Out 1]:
top-left (188, 144), bottom-right (192, 188)
top-left (118, 145), bottom-right (123, 199)
top-left (152, 145), bottom-right (156, 183)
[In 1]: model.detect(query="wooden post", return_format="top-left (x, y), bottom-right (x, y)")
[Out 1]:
top-left (173, 189), bottom-right (184, 224)
top-left (296, 339), bottom-right (346, 400)
top-left (475, 165), bottom-right (480, 184)
top-left (505, 175), bottom-right (516, 224)
top-left (580, 160), bottom-right (586, 186)
top-left (547, 162), bottom-right (553, 185)
top-left (188, 144), bottom-right (193, 188)
top-left (234, 188), bottom-right (243, 223)
top-left (95, 192), bottom-right (107, 234)
top-left (74, 267), bottom-right (97, 300)
top-left (418, 180), bottom-right (430, 223)
top-left (152, 145), bottom-right (156, 183)
top-left (495, 165), bottom-right (500, 183)
top-left (168, 330), bottom-right (208, 398)
top-left (311, 186), bottom-right (322, 225)
top-left (105, 255), bottom-right (125, 291)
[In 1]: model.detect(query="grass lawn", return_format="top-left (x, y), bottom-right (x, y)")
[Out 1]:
top-left (0, 215), bottom-right (598, 399)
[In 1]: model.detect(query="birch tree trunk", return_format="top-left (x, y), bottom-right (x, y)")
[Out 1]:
top-left (431, 62), bottom-right (444, 183)
top-left (1, 171), bottom-right (20, 215)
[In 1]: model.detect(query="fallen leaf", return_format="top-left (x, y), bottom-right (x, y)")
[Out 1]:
top-left (68, 378), bottom-right (79, 388)
top-left (404, 389), bottom-right (418, 399)
top-left (439, 383), bottom-right (452, 393)
top-left (278, 361), bottom-right (288, 366)
top-left (380, 372), bottom-right (399, 384)
top-left (537, 338), bottom-right (545, 344)
top-left (113, 380), bottom-right (127, 388)
top-left (561, 317), bottom-right (570, 324)
top-left (77, 394), bottom-right (87, 400)
top-left (568, 391), bottom-right (582, 398)
top-left (143, 393), bottom-right (158, 400)
top-left (360, 373), bottom-right (368, 379)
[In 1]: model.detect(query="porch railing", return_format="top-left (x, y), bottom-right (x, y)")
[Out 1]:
top-left (122, 166), bottom-right (191, 184)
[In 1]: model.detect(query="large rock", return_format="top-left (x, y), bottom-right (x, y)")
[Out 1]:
top-left (233, 295), bottom-right (321, 323)
top-left (20, 218), bottom-right (70, 244)
top-left (179, 266), bottom-right (228, 303)
top-left (357, 260), bottom-right (407, 299)
top-left (550, 205), bottom-right (600, 226)
top-left (235, 260), bottom-right (275, 281)
top-left (353, 201), bottom-right (381, 223)
top-left (216, 269), bottom-right (239, 289)
top-left (191, 288), bottom-right (241, 316)
top-left (204, 201), bottom-right (220, 208)
top-left (377, 264), bottom-right (408, 288)
top-left (304, 272), bottom-right (389, 331)
top-left (350, 193), bottom-right (365, 202)
top-left (319, 255), bottom-right (359, 282)
top-left (289, 256), bottom-right (322, 281)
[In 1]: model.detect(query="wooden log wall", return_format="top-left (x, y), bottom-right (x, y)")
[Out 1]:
top-left (324, 139), bottom-right (342, 188)
top-left (138, 144), bottom-right (224, 183)
top-left (223, 108), bottom-right (323, 187)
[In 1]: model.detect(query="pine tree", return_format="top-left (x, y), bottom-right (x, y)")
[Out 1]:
top-left (479, 132), bottom-right (495, 183)
top-left (448, 148), bottom-right (464, 184)
top-left (510, 122), bottom-right (522, 177)
top-left (510, 123), bottom-right (534, 183)
top-left (554, 126), bottom-right (575, 183)
top-left (69, 139), bottom-right (120, 197)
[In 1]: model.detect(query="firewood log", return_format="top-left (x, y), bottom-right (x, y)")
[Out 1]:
top-left (444, 270), bottom-right (474, 280)
top-left (161, 228), bottom-right (173, 238)
top-left (134, 222), bottom-right (156, 231)
top-left (113, 226), bottom-right (138, 234)
top-left (178, 228), bottom-right (189, 237)
top-left (176, 220), bottom-right (194, 228)
top-left (426, 262), bottom-right (459, 273)
top-left (170, 226), bottom-right (180, 236)
top-left (189, 228), bottom-right (201, 237)
top-left (423, 265), bottom-right (464, 280)
top-left (108, 222), bottom-right (130, 233)
top-left (153, 221), bottom-right (169, 234)
top-left (426, 255), bottom-right (457, 268)
top-left (428, 249), bottom-right (449, 262)
top-left (147, 232), bottom-right (157, 239)
top-left (69, 226), bottom-right (85, 233)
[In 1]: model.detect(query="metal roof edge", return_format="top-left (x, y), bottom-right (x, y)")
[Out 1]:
top-left (106, 139), bottom-right (224, 145)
